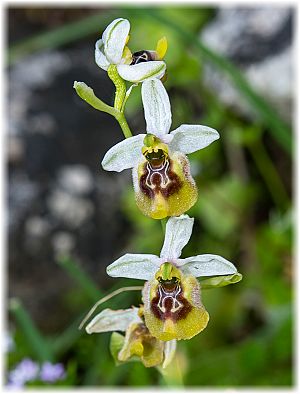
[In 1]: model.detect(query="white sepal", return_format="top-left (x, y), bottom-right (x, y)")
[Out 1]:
top-left (117, 61), bottom-right (166, 83)
top-left (101, 134), bottom-right (145, 172)
top-left (142, 79), bottom-right (171, 137)
top-left (86, 307), bottom-right (141, 334)
top-left (107, 253), bottom-right (162, 280)
top-left (162, 340), bottom-right (177, 369)
top-left (160, 215), bottom-right (194, 260)
top-left (95, 39), bottom-right (110, 71)
top-left (102, 18), bottom-right (130, 64)
top-left (169, 124), bottom-right (220, 154)
top-left (177, 254), bottom-right (237, 277)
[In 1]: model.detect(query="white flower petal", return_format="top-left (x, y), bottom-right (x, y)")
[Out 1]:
top-left (107, 253), bottom-right (161, 280)
top-left (86, 307), bottom-right (141, 334)
top-left (101, 134), bottom-right (145, 172)
top-left (160, 215), bottom-right (194, 260)
top-left (169, 124), bottom-right (220, 154)
top-left (177, 254), bottom-right (237, 277)
top-left (142, 79), bottom-right (172, 137)
top-left (102, 18), bottom-right (130, 64)
top-left (162, 340), bottom-right (177, 369)
top-left (95, 39), bottom-right (110, 71)
top-left (117, 61), bottom-right (166, 83)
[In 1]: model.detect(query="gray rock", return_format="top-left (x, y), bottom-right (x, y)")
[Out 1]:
top-left (201, 6), bottom-right (293, 122)
top-left (52, 232), bottom-right (75, 257)
top-left (57, 165), bottom-right (94, 195)
top-left (47, 189), bottom-right (94, 228)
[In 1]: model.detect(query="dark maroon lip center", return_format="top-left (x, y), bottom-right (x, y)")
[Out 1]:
top-left (139, 157), bottom-right (182, 199)
top-left (150, 282), bottom-right (192, 322)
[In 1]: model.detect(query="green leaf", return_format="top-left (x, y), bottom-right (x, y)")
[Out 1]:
top-left (9, 298), bottom-right (54, 362)
top-left (57, 256), bottom-right (101, 302)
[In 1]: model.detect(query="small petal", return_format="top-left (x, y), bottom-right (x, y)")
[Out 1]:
top-left (160, 215), bottom-right (194, 260)
top-left (107, 254), bottom-right (162, 280)
top-left (177, 254), bottom-right (237, 277)
top-left (86, 307), bottom-right (141, 334)
top-left (102, 18), bottom-right (130, 64)
top-left (142, 79), bottom-right (171, 136)
top-left (162, 340), bottom-right (176, 369)
top-left (101, 134), bottom-right (145, 172)
top-left (169, 124), bottom-right (220, 154)
top-left (156, 36), bottom-right (168, 60)
top-left (200, 272), bottom-right (243, 289)
top-left (117, 61), bottom-right (166, 83)
top-left (95, 39), bottom-right (110, 71)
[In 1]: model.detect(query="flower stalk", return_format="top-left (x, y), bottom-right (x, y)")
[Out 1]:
top-left (74, 16), bottom-right (243, 376)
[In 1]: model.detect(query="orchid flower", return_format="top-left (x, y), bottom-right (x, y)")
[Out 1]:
top-left (95, 18), bottom-right (167, 83)
top-left (86, 306), bottom-right (176, 368)
top-left (102, 79), bottom-right (220, 219)
top-left (106, 215), bottom-right (242, 341)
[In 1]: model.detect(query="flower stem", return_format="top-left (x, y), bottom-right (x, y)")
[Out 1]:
top-left (107, 65), bottom-right (127, 111)
top-left (115, 112), bottom-right (133, 139)
top-left (107, 65), bottom-right (133, 138)
top-left (160, 218), bottom-right (167, 235)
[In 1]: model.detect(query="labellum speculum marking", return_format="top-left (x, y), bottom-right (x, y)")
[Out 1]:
top-left (134, 135), bottom-right (198, 219)
top-left (130, 50), bottom-right (158, 65)
top-left (142, 263), bottom-right (209, 341)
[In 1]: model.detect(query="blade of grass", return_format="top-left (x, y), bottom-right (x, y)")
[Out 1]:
top-left (51, 318), bottom-right (83, 357)
top-left (8, 10), bottom-right (120, 66)
top-left (57, 256), bottom-right (101, 302)
top-left (9, 298), bottom-right (54, 362)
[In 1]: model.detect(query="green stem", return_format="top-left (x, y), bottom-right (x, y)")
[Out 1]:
top-left (107, 65), bottom-right (127, 112)
top-left (115, 112), bottom-right (133, 139)
top-left (160, 218), bottom-right (167, 235)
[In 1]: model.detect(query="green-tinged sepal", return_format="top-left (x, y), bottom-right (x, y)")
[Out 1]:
top-left (200, 273), bottom-right (243, 289)
top-left (110, 332), bottom-right (127, 366)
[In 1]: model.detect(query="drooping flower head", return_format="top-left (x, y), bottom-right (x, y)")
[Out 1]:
top-left (102, 79), bottom-right (220, 219)
top-left (95, 18), bottom-right (167, 83)
top-left (85, 306), bottom-right (176, 368)
top-left (106, 215), bottom-right (242, 341)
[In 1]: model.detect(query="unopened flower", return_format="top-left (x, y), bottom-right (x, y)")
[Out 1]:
top-left (106, 215), bottom-right (241, 341)
top-left (102, 79), bottom-right (219, 219)
top-left (86, 307), bottom-right (176, 368)
top-left (95, 18), bottom-right (166, 83)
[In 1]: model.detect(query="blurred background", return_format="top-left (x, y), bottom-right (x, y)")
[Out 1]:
top-left (6, 5), bottom-right (293, 387)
